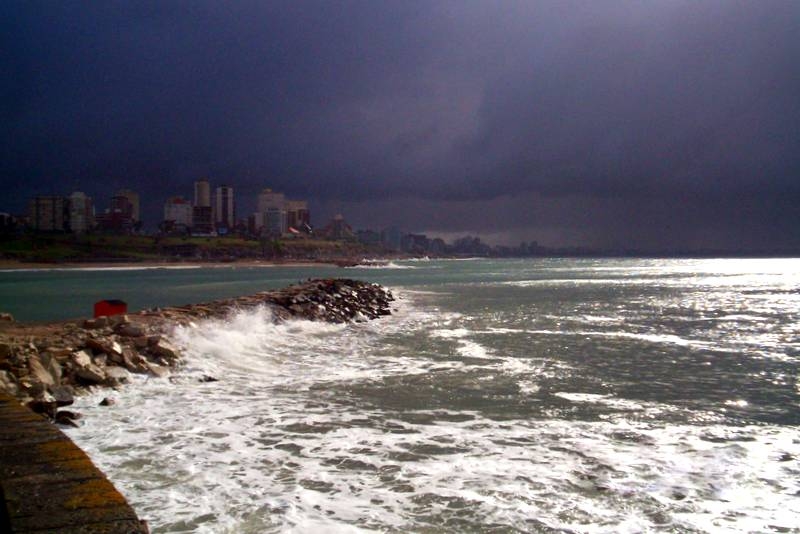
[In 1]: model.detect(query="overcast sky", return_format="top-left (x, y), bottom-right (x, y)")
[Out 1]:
top-left (2, 0), bottom-right (798, 250)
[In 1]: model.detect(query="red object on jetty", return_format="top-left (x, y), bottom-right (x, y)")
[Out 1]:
top-left (94, 299), bottom-right (127, 318)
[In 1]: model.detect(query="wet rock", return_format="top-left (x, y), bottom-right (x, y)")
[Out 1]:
top-left (28, 392), bottom-right (58, 419)
top-left (105, 366), bottom-right (130, 386)
top-left (51, 385), bottom-right (75, 406)
top-left (120, 348), bottom-right (150, 374)
top-left (147, 363), bottom-right (170, 378)
top-left (22, 380), bottom-right (46, 397)
top-left (0, 312), bottom-right (14, 322)
top-left (55, 410), bottom-right (82, 427)
top-left (150, 339), bottom-right (180, 361)
top-left (99, 397), bottom-right (116, 406)
top-left (199, 375), bottom-right (219, 383)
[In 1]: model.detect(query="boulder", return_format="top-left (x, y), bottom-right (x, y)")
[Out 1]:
top-left (83, 317), bottom-right (108, 329)
top-left (150, 339), bottom-right (180, 361)
top-left (120, 348), bottom-right (149, 374)
top-left (0, 370), bottom-right (19, 396)
top-left (146, 363), bottom-right (170, 378)
top-left (115, 322), bottom-right (145, 337)
top-left (104, 366), bottom-right (130, 386)
top-left (51, 385), bottom-right (75, 406)
top-left (22, 379), bottom-right (46, 397)
top-left (75, 362), bottom-right (107, 384)
top-left (0, 312), bottom-right (14, 322)
top-left (27, 392), bottom-right (58, 419)
top-left (0, 342), bottom-right (13, 359)
top-left (99, 397), bottom-right (115, 406)
top-left (112, 314), bottom-right (130, 326)
top-left (72, 349), bottom-right (93, 368)
top-left (27, 355), bottom-right (56, 389)
top-left (86, 338), bottom-right (123, 357)
top-left (44, 347), bottom-right (73, 360)
top-left (55, 410), bottom-right (81, 427)
top-left (40, 352), bottom-right (63, 384)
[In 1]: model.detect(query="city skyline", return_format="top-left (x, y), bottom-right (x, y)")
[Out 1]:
top-left (1, 1), bottom-right (798, 251)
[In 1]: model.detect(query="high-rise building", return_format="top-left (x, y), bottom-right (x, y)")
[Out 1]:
top-left (28, 195), bottom-right (67, 232)
top-left (115, 189), bottom-right (140, 222)
top-left (257, 188), bottom-right (285, 214)
top-left (96, 195), bottom-right (135, 233)
top-left (256, 188), bottom-right (287, 236)
top-left (320, 214), bottom-right (355, 240)
top-left (194, 179), bottom-right (211, 208)
top-left (163, 196), bottom-right (193, 228)
top-left (286, 200), bottom-right (310, 230)
top-left (67, 191), bottom-right (94, 234)
top-left (214, 185), bottom-right (235, 232)
top-left (253, 188), bottom-right (310, 236)
top-left (109, 195), bottom-right (133, 219)
top-left (381, 226), bottom-right (402, 251)
top-left (263, 207), bottom-right (287, 237)
top-left (192, 206), bottom-right (214, 234)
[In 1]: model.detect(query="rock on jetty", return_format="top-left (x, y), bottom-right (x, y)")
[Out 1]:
top-left (0, 279), bottom-right (394, 421)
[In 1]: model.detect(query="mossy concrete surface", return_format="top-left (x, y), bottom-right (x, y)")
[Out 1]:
top-left (0, 393), bottom-right (148, 533)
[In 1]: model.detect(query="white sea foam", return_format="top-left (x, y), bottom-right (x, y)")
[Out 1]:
top-left (348, 261), bottom-right (417, 269)
top-left (430, 327), bottom-right (471, 339)
top-left (66, 316), bottom-right (800, 534)
top-left (62, 261), bottom-right (800, 533)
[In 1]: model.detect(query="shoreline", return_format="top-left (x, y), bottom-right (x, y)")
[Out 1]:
top-left (0, 258), bottom-right (342, 271)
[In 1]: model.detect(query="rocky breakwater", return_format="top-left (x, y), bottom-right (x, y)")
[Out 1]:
top-left (0, 278), bottom-right (394, 424)
top-left (139, 277), bottom-right (395, 324)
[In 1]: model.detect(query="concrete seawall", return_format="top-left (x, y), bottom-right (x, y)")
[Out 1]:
top-left (0, 393), bottom-right (147, 533)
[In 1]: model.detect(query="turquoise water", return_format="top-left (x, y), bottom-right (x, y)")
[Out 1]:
top-left (8, 258), bottom-right (800, 532)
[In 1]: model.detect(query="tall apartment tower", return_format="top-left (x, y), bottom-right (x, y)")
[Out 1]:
top-left (194, 179), bottom-right (211, 207)
top-left (192, 179), bottom-right (213, 234)
top-left (115, 189), bottom-right (140, 222)
top-left (286, 200), bottom-right (310, 230)
top-left (68, 191), bottom-right (94, 234)
top-left (163, 196), bottom-right (193, 228)
top-left (28, 195), bottom-right (67, 232)
top-left (256, 188), bottom-right (287, 237)
top-left (214, 185), bottom-right (235, 231)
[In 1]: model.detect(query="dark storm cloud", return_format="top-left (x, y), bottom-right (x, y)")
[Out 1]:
top-left (1, 0), bottom-right (798, 249)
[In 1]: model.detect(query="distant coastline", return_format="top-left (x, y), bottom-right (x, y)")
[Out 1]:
top-left (0, 258), bottom-right (336, 271)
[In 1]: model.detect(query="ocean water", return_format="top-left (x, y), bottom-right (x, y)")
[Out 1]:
top-left (16, 258), bottom-right (800, 532)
